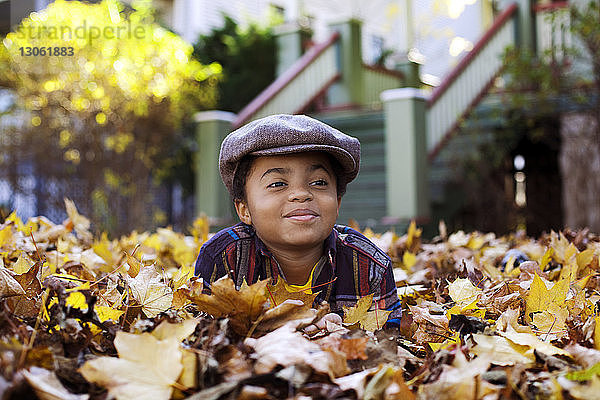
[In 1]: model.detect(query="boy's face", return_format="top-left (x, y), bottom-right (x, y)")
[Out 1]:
top-left (234, 152), bottom-right (342, 252)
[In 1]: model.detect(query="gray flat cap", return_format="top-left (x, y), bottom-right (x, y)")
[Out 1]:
top-left (219, 114), bottom-right (360, 195)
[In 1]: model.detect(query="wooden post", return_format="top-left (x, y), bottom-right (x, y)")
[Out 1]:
top-left (381, 88), bottom-right (429, 221)
top-left (194, 111), bottom-right (236, 224)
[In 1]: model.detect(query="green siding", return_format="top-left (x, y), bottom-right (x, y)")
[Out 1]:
top-left (315, 111), bottom-right (387, 229)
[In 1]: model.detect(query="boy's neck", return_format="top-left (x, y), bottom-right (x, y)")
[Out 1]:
top-left (267, 243), bottom-right (324, 286)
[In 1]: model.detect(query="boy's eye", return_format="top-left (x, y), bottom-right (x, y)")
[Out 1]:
top-left (311, 179), bottom-right (328, 186)
top-left (267, 181), bottom-right (286, 188)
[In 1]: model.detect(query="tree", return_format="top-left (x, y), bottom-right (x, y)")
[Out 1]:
top-left (0, 0), bottom-right (221, 234)
top-left (192, 15), bottom-right (276, 113)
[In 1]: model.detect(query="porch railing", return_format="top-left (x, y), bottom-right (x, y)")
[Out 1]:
top-left (232, 32), bottom-right (341, 129)
top-left (361, 64), bottom-right (404, 107)
top-left (426, 3), bottom-right (518, 159)
top-left (535, 2), bottom-right (571, 61)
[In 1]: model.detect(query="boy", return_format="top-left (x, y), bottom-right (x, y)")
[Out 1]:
top-left (194, 114), bottom-right (401, 325)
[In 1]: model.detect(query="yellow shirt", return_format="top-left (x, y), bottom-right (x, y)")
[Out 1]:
top-left (282, 262), bottom-right (318, 295)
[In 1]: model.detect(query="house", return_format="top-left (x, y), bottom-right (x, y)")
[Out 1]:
top-left (193, 0), bottom-right (589, 235)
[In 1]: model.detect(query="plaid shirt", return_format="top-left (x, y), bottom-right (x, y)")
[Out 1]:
top-left (194, 222), bottom-right (402, 324)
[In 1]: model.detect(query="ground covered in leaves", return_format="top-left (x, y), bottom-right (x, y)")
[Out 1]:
top-left (2, 200), bottom-right (600, 399)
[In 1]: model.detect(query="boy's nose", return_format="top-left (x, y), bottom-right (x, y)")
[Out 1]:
top-left (288, 186), bottom-right (313, 202)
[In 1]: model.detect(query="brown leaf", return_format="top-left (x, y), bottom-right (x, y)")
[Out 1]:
top-left (0, 263), bottom-right (26, 298)
top-left (190, 277), bottom-right (269, 335)
top-left (337, 337), bottom-right (369, 360)
top-left (251, 299), bottom-right (316, 336)
top-left (6, 261), bottom-right (42, 318)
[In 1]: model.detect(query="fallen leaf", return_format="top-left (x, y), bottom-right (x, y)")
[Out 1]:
top-left (408, 304), bottom-right (449, 344)
top-left (343, 294), bottom-right (391, 331)
top-left (244, 323), bottom-right (349, 379)
top-left (417, 350), bottom-right (499, 399)
top-left (189, 277), bottom-right (270, 335)
top-left (23, 366), bottom-right (89, 400)
top-left (126, 265), bottom-right (173, 318)
top-left (6, 261), bottom-right (42, 318)
top-left (0, 263), bottom-right (26, 298)
top-left (471, 334), bottom-right (533, 365)
top-left (448, 278), bottom-right (482, 308)
top-left (500, 326), bottom-right (570, 357)
top-left (525, 274), bottom-right (568, 333)
top-left (79, 331), bottom-right (183, 400)
top-left (151, 319), bottom-right (198, 342)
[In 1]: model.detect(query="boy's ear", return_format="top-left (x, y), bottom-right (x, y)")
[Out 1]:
top-left (336, 196), bottom-right (342, 217)
top-left (234, 199), bottom-right (252, 225)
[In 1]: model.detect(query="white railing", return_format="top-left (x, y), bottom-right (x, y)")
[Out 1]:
top-left (361, 65), bottom-right (404, 107)
top-left (233, 33), bottom-right (340, 128)
top-left (426, 3), bottom-right (518, 158)
top-left (536, 3), bottom-right (571, 61)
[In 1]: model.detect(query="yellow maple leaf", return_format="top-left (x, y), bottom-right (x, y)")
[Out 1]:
top-left (539, 247), bottom-right (553, 270)
top-left (95, 306), bottom-right (125, 323)
top-left (92, 233), bottom-right (119, 272)
top-left (577, 248), bottom-right (595, 270)
top-left (126, 265), bottom-right (173, 318)
top-left (191, 214), bottom-right (209, 244)
top-left (66, 292), bottom-right (88, 311)
top-left (402, 251), bottom-right (417, 269)
top-left (0, 225), bottom-right (12, 248)
top-left (171, 261), bottom-right (194, 290)
top-left (446, 299), bottom-right (485, 319)
top-left (406, 220), bottom-right (422, 250)
top-left (550, 232), bottom-right (578, 265)
top-left (429, 332), bottom-right (460, 352)
top-left (79, 330), bottom-right (183, 400)
top-left (343, 294), bottom-right (391, 331)
top-left (525, 274), bottom-right (568, 333)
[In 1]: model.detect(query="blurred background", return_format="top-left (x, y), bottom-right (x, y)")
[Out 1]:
top-left (0, 0), bottom-right (598, 237)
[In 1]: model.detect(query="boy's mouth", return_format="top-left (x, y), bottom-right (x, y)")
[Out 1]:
top-left (284, 209), bottom-right (319, 222)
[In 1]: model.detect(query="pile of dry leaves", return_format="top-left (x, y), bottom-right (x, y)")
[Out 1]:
top-left (2, 199), bottom-right (600, 399)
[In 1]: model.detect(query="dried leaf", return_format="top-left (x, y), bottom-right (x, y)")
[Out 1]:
top-left (23, 366), bottom-right (89, 400)
top-left (6, 262), bottom-right (42, 318)
top-left (343, 294), bottom-right (391, 331)
top-left (190, 277), bottom-right (270, 335)
top-left (79, 331), bottom-right (183, 400)
top-left (0, 263), bottom-right (26, 298)
top-left (126, 265), bottom-right (173, 318)
top-left (525, 273), bottom-right (568, 333)
top-left (244, 323), bottom-right (349, 378)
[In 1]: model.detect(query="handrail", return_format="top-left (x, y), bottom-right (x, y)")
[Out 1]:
top-left (232, 32), bottom-right (340, 129)
top-left (427, 3), bottom-right (518, 107)
top-left (362, 63), bottom-right (405, 80)
top-left (426, 3), bottom-right (519, 160)
top-left (533, 1), bottom-right (569, 12)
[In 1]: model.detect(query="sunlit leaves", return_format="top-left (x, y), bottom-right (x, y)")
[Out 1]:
top-left (79, 322), bottom-right (192, 400)
top-left (126, 265), bottom-right (173, 318)
top-left (343, 294), bottom-right (391, 331)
